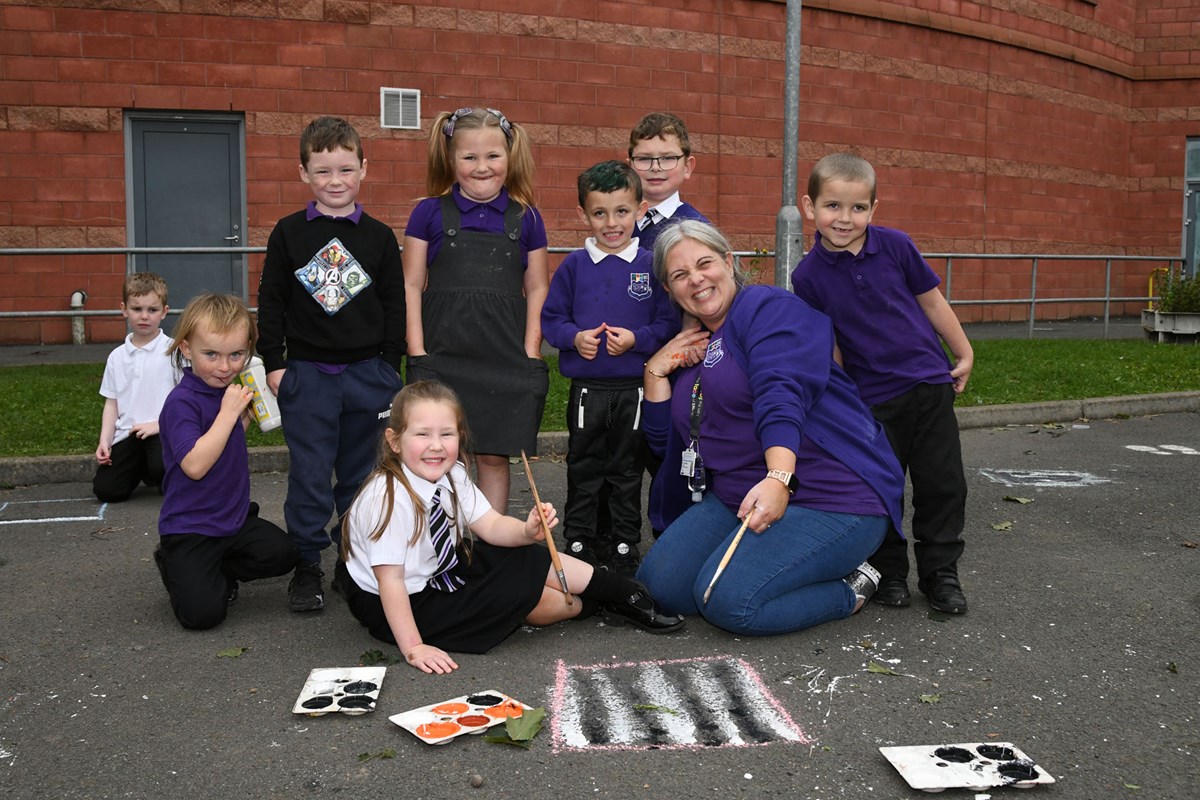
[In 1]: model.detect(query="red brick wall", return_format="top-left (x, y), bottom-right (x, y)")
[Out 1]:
top-left (0, 0), bottom-right (1196, 342)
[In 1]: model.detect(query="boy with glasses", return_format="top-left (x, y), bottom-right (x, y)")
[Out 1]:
top-left (627, 112), bottom-right (710, 251)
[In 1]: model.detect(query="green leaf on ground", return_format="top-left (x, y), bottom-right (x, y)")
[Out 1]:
top-left (634, 704), bottom-right (680, 715)
top-left (1003, 496), bottom-right (1034, 504)
top-left (992, 521), bottom-right (1014, 531)
top-left (867, 661), bottom-right (900, 675)
top-left (217, 646), bottom-right (247, 658)
top-left (1123, 782), bottom-right (1140, 790)
top-left (1167, 661), bottom-right (1178, 674)
top-left (920, 693), bottom-right (941, 704)
top-left (357, 749), bottom-right (395, 763)
top-left (486, 706), bottom-right (546, 748)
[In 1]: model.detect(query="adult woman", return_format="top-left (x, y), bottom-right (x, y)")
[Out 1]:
top-left (636, 221), bottom-right (904, 636)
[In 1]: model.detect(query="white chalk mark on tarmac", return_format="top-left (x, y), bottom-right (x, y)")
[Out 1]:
top-left (0, 497), bottom-right (107, 526)
top-left (979, 469), bottom-right (1112, 488)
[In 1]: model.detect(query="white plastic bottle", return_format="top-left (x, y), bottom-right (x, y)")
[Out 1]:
top-left (237, 356), bottom-right (283, 432)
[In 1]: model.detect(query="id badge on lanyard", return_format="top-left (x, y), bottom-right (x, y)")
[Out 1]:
top-left (680, 374), bottom-right (706, 503)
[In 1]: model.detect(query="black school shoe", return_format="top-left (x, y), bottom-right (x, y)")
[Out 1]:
top-left (919, 570), bottom-right (968, 614)
top-left (603, 586), bottom-right (686, 634)
top-left (606, 542), bottom-right (641, 576)
top-left (566, 538), bottom-right (609, 568)
top-left (874, 574), bottom-right (912, 607)
top-left (288, 561), bottom-right (325, 612)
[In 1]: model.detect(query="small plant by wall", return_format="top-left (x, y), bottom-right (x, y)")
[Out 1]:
top-left (1154, 268), bottom-right (1200, 313)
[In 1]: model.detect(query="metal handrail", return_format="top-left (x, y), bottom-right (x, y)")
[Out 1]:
top-left (1, 245), bottom-right (1185, 338)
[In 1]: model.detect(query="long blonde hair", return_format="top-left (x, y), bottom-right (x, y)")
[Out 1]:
top-left (341, 381), bottom-right (474, 562)
top-left (424, 106), bottom-right (536, 211)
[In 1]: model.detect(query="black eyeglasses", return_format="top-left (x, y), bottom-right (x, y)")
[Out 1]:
top-left (631, 154), bottom-right (683, 171)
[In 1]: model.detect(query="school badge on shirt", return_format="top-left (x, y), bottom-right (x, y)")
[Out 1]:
top-left (704, 338), bottom-right (724, 368)
top-left (627, 272), bottom-right (652, 301)
top-left (294, 238), bottom-right (372, 316)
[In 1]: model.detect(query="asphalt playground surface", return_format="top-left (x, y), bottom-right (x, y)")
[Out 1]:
top-left (1, 323), bottom-right (1197, 799)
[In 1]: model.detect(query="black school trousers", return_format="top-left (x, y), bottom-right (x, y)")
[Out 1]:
top-left (564, 378), bottom-right (645, 546)
top-left (93, 434), bottom-right (164, 502)
top-left (157, 507), bottom-right (299, 630)
top-left (867, 381), bottom-right (967, 583)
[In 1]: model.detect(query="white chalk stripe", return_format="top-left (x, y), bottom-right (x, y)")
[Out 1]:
top-left (587, 668), bottom-right (642, 744)
top-left (634, 662), bottom-right (698, 745)
top-left (683, 660), bottom-right (746, 746)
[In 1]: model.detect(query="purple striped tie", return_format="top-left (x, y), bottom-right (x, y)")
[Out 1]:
top-left (428, 488), bottom-right (463, 592)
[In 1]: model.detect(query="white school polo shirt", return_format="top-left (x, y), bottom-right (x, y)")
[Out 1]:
top-left (99, 330), bottom-right (181, 444)
top-left (345, 462), bottom-right (491, 595)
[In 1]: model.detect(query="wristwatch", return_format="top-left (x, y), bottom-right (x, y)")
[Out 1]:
top-left (766, 469), bottom-right (798, 494)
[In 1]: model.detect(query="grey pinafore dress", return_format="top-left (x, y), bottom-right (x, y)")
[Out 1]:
top-left (407, 195), bottom-right (549, 455)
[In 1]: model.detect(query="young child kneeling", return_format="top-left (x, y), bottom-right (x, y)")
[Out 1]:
top-left (155, 294), bottom-right (299, 630)
top-left (335, 381), bottom-right (684, 675)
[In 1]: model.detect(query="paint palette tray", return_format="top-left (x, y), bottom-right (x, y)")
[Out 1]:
top-left (880, 742), bottom-right (1054, 792)
top-left (389, 690), bottom-right (530, 745)
top-left (292, 666), bottom-right (386, 716)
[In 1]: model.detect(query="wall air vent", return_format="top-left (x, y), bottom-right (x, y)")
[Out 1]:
top-left (380, 88), bottom-right (420, 130)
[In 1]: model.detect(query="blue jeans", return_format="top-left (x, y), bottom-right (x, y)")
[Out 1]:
top-left (636, 493), bottom-right (888, 636)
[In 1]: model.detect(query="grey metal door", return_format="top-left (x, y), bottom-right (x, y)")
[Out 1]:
top-left (127, 114), bottom-right (246, 331)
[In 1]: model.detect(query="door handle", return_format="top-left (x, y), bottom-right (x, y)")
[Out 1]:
top-left (224, 235), bottom-right (240, 242)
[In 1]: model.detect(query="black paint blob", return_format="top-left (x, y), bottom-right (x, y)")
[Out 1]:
top-left (933, 746), bottom-right (975, 763)
top-left (998, 760), bottom-right (1038, 782)
top-left (337, 695), bottom-right (374, 710)
top-left (467, 693), bottom-right (504, 706)
top-left (976, 745), bottom-right (1016, 761)
top-left (342, 681), bottom-right (377, 694)
top-left (301, 696), bottom-right (333, 709)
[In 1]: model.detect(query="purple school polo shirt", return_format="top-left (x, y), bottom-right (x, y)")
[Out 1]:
top-left (158, 369), bottom-right (251, 537)
top-left (791, 225), bottom-right (952, 406)
top-left (404, 185), bottom-right (547, 266)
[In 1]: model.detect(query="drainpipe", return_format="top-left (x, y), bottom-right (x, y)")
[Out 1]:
top-left (70, 290), bottom-right (88, 345)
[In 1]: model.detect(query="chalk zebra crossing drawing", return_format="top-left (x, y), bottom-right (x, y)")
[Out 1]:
top-left (550, 655), bottom-right (809, 752)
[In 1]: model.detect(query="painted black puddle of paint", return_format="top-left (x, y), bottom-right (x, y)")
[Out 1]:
top-left (933, 746), bottom-right (976, 764)
top-left (342, 681), bottom-right (377, 694)
top-left (337, 695), bottom-right (374, 710)
top-left (998, 760), bottom-right (1039, 783)
top-left (976, 745), bottom-right (1016, 761)
top-left (301, 696), bottom-right (334, 709)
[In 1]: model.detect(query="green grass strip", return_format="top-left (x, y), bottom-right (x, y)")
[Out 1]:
top-left (0, 343), bottom-right (1196, 458)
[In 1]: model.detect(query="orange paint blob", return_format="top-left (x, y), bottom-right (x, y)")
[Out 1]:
top-left (415, 720), bottom-right (462, 739)
top-left (430, 702), bottom-right (470, 715)
top-left (483, 699), bottom-right (525, 719)
top-left (456, 714), bottom-right (491, 727)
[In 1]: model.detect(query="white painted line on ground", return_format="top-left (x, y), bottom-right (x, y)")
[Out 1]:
top-left (979, 469), bottom-right (1112, 488)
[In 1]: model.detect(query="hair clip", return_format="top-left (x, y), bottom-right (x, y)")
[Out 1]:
top-left (442, 107), bottom-right (473, 138)
top-left (441, 107), bottom-right (514, 143)
top-left (485, 108), bottom-right (513, 142)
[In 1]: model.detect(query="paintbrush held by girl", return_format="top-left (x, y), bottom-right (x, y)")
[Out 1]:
top-left (335, 381), bottom-right (683, 674)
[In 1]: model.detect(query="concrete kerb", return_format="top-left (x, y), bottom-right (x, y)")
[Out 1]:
top-left (3, 392), bottom-right (1198, 488)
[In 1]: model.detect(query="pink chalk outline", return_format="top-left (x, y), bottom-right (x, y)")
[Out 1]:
top-left (550, 654), bottom-right (812, 753)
